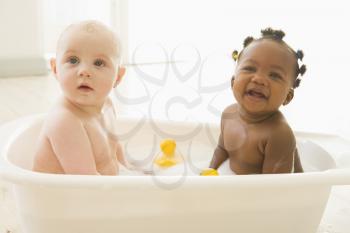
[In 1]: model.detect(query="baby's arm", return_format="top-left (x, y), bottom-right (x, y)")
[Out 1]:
top-left (293, 149), bottom-right (304, 173)
top-left (115, 141), bottom-right (128, 167)
top-left (115, 141), bottom-right (136, 169)
top-left (262, 125), bottom-right (296, 174)
top-left (115, 143), bottom-right (153, 174)
top-left (47, 112), bottom-right (99, 175)
top-left (209, 111), bottom-right (231, 170)
top-left (209, 132), bottom-right (229, 170)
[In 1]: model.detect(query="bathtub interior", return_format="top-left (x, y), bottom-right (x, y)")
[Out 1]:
top-left (4, 115), bottom-right (337, 175)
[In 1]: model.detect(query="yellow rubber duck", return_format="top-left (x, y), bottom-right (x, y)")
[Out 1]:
top-left (154, 139), bottom-right (181, 168)
top-left (200, 168), bottom-right (219, 176)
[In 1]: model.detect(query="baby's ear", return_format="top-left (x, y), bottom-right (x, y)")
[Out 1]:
top-left (114, 66), bottom-right (126, 87)
top-left (50, 58), bottom-right (57, 76)
top-left (283, 88), bottom-right (294, 106)
top-left (231, 75), bottom-right (235, 88)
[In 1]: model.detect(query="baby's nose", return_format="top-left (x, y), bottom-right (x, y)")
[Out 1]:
top-left (78, 65), bottom-right (92, 78)
top-left (251, 72), bottom-right (268, 86)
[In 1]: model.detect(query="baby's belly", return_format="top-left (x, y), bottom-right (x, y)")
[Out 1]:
top-left (229, 159), bottom-right (261, 174)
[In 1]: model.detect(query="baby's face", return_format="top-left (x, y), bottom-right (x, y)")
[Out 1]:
top-left (54, 23), bottom-right (121, 107)
top-left (232, 40), bottom-right (296, 116)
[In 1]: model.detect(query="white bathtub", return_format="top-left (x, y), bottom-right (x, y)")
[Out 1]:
top-left (1, 115), bottom-right (350, 233)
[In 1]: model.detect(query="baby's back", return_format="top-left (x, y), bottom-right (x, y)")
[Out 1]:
top-left (33, 101), bottom-right (120, 175)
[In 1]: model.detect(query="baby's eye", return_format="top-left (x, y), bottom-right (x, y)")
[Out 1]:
top-left (242, 66), bottom-right (256, 72)
top-left (94, 59), bottom-right (105, 67)
top-left (269, 72), bottom-right (283, 80)
top-left (68, 57), bottom-right (79, 64)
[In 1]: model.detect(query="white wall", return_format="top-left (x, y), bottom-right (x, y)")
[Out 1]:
top-left (0, 0), bottom-right (47, 77)
top-left (117, 0), bottom-right (350, 140)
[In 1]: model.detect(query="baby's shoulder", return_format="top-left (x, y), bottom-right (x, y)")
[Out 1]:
top-left (220, 104), bottom-right (239, 124)
top-left (221, 104), bottom-right (238, 118)
top-left (267, 114), bottom-right (295, 143)
top-left (44, 108), bottom-right (83, 134)
top-left (223, 103), bottom-right (238, 113)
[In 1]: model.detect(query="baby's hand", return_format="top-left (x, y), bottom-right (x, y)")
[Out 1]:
top-left (200, 168), bottom-right (219, 176)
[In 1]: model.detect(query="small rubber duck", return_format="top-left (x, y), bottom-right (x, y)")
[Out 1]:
top-left (154, 139), bottom-right (181, 168)
top-left (200, 168), bottom-right (219, 176)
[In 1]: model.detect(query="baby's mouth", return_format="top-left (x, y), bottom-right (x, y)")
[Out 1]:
top-left (246, 89), bottom-right (267, 99)
top-left (78, 84), bottom-right (93, 92)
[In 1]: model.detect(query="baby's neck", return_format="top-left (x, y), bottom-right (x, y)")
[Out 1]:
top-left (237, 106), bottom-right (278, 124)
top-left (62, 98), bottom-right (104, 118)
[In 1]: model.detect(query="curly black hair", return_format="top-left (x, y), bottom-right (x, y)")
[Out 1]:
top-left (232, 27), bottom-right (306, 88)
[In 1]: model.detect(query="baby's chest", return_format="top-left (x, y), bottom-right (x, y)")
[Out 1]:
top-left (223, 120), bottom-right (265, 147)
top-left (223, 123), bottom-right (267, 161)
